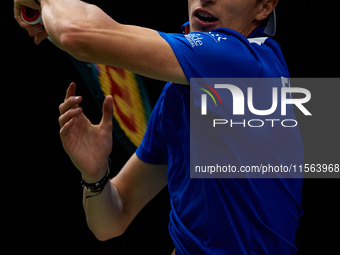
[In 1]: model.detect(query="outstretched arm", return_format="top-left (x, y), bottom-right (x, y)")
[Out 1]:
top-left (14, 0), bottom-right (188, 84)
top-left (58, 83), bottom-right (167, 240)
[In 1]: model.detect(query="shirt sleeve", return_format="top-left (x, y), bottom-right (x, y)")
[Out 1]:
top-left (158, 30), bottom-right (259, 80)
top-left (135, 89), bottom-right (167, 165)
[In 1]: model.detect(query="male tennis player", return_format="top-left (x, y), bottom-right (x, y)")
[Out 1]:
top-left (15, 0), bottom-right (304, 254)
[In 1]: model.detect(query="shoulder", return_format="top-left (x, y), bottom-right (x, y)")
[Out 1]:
top-left (158, 29), bottom-right (245, 51)
top-left (158, 27), bottom-right (288, 79)
top-left (158, 29), bottom-right (255, 78)
top-left (247, 36), bottom-right (289, 77)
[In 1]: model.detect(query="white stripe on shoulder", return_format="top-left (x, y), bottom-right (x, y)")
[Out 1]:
top-left (247, 37), bottom-right (269, 45)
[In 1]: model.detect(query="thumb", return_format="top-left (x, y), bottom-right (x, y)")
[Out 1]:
top-left (100, 95), bottom-right (114, 130)
top-left (34, 30), bottom-right (49, 45)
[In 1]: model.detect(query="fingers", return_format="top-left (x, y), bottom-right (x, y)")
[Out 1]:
top-left (58, 107), bottom-right (83, 128)
top-left (59, 82), bottom-right (79, 114)
top-left (21, 23), bottom-right (48, 45)
top-left (14, 1), bottom-right (42, 25)
top-left (13, 1), bottom-right (41, 18)
top-left (14, 2), bottom-right (45, 42)
top-left (59, 95), bottom-right (82, 115)
top-left (25, 23), bottom-right (44, 35)
top-left (59, 117), bottom-right (75, 138)
top-left (34, 30), bottom-right (49, 45)
top-left (59, 83), bottom-right (82, 127)
top-left (65, 82), bottom-right (76, 101)
top-left (100, 95), bottom-right (114, 130)
top-left (26, 25), bottom-right (48, 45)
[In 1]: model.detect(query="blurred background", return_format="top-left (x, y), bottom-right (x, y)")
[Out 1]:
top-left (4, 0), bottom-right (339, 254)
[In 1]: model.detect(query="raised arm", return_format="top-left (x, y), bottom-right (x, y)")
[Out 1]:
top-left (14, 0), bottom-right (188, 84)
top-left (58, 83), bottom-right (167, 240)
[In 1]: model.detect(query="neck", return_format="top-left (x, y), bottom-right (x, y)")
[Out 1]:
top-left (241, 23), bottom-right (261, 38)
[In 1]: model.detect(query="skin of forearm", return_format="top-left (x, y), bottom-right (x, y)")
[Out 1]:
top-left (83, 180), bottom-right (125, 241)
top-left (39, 0), bottom-right (99, 50)
top-left (37, 0), bottom-right (186, 83)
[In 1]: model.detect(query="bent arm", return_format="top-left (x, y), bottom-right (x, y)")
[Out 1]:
top-left (84, 153), bottom-right (168, 241)
top-left (39, 0), bottom-right (187, 84)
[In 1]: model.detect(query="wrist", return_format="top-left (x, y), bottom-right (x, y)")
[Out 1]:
top-left (81, 159), bottom-right (110, 183)
top-left (81, 158), bottom-right (112, 198)
top-left (81, 169), bottom-right (107, 184)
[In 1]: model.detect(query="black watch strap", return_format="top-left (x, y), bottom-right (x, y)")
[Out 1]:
top-left (80, 158), bottom-right (111, 198)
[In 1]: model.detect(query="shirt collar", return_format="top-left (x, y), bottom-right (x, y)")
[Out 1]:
top-left (180, 21), bottom-right (190, 34)
top-left (180, 21), bottom-right (265, 38)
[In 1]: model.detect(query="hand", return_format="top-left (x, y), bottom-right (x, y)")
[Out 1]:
top-left (58, 82), bottom-right (114, 183)
top-left (14, 0), bottom-right (48, 45)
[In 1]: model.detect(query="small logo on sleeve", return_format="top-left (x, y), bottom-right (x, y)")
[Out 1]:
top-left (185, 33), bottom-right (204, 47)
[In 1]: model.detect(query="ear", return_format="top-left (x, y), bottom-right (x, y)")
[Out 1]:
top-left (256, 0), bottom-right (278, 22)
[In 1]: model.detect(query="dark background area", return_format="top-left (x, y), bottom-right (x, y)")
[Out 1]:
top-left (3, 1), bottom-right (339, 254)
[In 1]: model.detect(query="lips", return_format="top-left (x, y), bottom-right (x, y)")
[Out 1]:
top-left (192, 9), bottom-right (219, 31)
top-left (194, 9), bottom-right (218, 23)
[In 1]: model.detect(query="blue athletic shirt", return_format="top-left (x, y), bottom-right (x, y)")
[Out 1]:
top-left (136, 22), bottom-right (304, 254)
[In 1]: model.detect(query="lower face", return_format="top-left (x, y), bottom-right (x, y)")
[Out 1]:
top-left (188, 0), bottom-right (260, 33)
